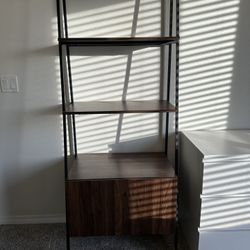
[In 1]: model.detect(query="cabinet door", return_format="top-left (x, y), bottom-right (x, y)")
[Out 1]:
top-left (66, 180), bottom-right (115, 236)
top-left (115, 179), bottom-right (177, 235)
top-left (66, 178), bottom-right (177, 236)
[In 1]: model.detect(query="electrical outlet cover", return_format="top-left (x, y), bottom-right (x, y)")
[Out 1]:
top-left (0, 75), bottom-right (19, 93)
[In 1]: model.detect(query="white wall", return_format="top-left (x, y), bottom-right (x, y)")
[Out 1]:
top-left (228, 0), bottom-right (250, 128)
top-left (65, 0), bottom-right (165, 154)
top-left (179, 0), bottom-right (250, 130)
top-left (0, 0), bottom-right (249, 223)
top-left (0, 0), bottom-right (65, 223)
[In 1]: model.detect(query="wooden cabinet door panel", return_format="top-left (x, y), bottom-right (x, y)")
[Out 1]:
top-left (66, 178), bottom-right (177, 236)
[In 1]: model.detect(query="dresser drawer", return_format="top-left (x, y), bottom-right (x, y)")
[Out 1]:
top-left (202, 161), bottom-right (250, 195)
top-left (200, 196), bottom-right (250, 230)
top-left (198, 229), bottom-right (250, 250)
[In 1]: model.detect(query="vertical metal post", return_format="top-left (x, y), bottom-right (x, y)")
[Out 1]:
top-left (167, 0), bottom-right (173, 102)
top-left (174, 1), bottom-right (180, 250)
top-left (56, 0), bottom-right (70, 249)
top-left (165, 0), bottom-right (174, 155)
top-left (175, 0), bottom-right (180, 175)
top-left (62, 0), bottom-right (69, 37)
top-left (63, 0), bottom-right (78, 158)
top-left (66, 45), bottom-right (78, 158)
top-left (57, 0), bottom-right (68, 181)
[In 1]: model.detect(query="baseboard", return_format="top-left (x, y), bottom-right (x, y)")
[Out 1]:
top-left (0, 214), bottom-right (66, 225)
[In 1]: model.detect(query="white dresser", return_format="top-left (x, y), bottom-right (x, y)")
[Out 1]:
top-left (179, 130), bottom-right (250, 250)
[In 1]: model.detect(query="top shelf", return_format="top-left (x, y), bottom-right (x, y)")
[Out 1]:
top-left (64, 100), bottom-right (176, 114)
top-left (58, 37), bottom-right (178, 46)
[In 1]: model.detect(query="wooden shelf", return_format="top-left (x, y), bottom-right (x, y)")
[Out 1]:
top-left (64, 100), bottom-right (176, 115)
top-left (67, 153), bottom-right (176, 180)
top-left (59, 37), bottom-right (178, 46)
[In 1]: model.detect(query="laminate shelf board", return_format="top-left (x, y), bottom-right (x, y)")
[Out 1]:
top-left (64, 101), bottom-right (176, 114)
top-left (67, 153), bottom-right (176, 180)
top-left (59, 37), bottom-right (178, 46)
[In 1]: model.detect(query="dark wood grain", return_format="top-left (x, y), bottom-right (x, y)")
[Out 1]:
top-left (66, 178), bottom-right (177, 236)
top-left (64, 101), bottom-right (176, 115)
top-left (66, 180), bottom-right (115, 236)
top-left (59, 37), bottom-right (178, 46)
top-left (68, 153), bottom-right (176, 180)
top-left (115, 179), bottom-right (177, 235)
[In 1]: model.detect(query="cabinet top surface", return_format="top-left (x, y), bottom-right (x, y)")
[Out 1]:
top-left (67, 153), bottom-right (176, 180)
top-left (182, 130), bottom-right (250, 162)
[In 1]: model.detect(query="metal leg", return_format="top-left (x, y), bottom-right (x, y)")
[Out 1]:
top-left (174, 223), bottom-right (179, 250)
top-left (65, 181), bottom-right (70, 250)
top-left (65, 219), bottom-right (70, 250)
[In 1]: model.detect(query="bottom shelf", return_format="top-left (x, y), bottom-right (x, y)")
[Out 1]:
top-left (68, 153), bottom-right (176, 180)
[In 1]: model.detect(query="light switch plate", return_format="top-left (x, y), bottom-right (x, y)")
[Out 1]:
top-left (0, 75), bottom-right (19, 93)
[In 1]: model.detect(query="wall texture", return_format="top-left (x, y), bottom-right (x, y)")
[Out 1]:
top-left (179, 0), bottom-right (250, 130)
top-left (0, 0), bottom-right (65, 223)
top-left (0, 0), bottom-right (249, 223)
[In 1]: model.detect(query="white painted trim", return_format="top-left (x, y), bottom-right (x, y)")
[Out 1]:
top-left (0, 214), bottom-right (66, 225)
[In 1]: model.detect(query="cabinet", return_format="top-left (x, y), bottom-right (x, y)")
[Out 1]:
top-left (180, 130), bottom-right (250, 250)
top-left (67, 178), bottom-right (177, 236)
top-left (56, 0), bottom-right (179, 249)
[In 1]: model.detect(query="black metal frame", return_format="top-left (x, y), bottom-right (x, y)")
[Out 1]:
top-left (175, 1), bottom-right (180, 249)
top-left (175, 0), bottom-right (180, 176)
top-left (56, 0), bottom-right (179, 249)
top-left (164, 0), bottom-right (174, 156)
top-left (56, 1), bottom-right (70, 249)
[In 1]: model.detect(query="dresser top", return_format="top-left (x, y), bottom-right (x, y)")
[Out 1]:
top-left (182, 130), bottom-right (250, 162)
